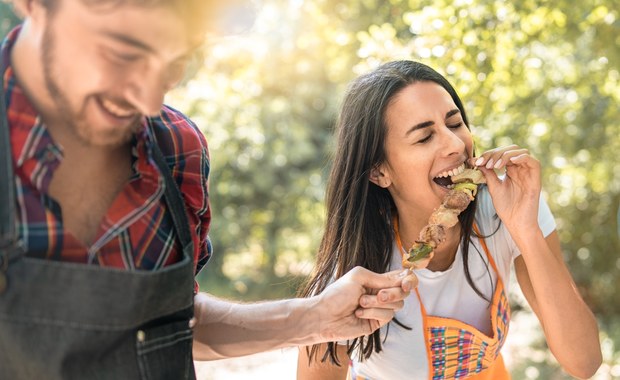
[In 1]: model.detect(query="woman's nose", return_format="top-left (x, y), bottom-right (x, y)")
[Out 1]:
top-left (440, 127), bottom-right (466, 156)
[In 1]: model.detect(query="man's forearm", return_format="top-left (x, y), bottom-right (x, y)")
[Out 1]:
top-left (192, 292), bottom-right (321, 360)
top-left (191, 267), bottom-right (414, 360)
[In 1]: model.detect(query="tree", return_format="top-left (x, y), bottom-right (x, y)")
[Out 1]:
top-left (170, 0), bottom-right (618, 376)
top-left (1, 2), bottom-right (20, 37)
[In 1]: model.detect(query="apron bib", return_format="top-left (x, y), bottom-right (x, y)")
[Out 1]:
top-left (351, 223), bottom-right (511, 380)
top-left (0, 71), bottom-right (197, 379)
top-left (410, 224), bottom-right (511, 380)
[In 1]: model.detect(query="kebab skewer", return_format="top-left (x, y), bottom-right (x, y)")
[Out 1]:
top-left (402, 167), bottom-right (486, 269)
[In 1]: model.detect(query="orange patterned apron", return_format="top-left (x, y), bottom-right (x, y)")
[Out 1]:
top-left (351, 224), bottom-right (511, 380)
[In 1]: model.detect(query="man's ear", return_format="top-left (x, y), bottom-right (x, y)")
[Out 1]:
top-left (369, 165), bottom-right (391, 188)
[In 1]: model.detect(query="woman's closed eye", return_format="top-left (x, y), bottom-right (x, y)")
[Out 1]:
top-left (417, 133), bottom-right (433, 144)
top-left (416, 123), bottom-right (463, 144)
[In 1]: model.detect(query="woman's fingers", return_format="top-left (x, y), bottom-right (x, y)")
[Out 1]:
top-left (472, 145), bottom-right (530, 171)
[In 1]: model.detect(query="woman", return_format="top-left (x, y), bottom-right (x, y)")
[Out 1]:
top-left (297, 60), bottom-right (601, 379)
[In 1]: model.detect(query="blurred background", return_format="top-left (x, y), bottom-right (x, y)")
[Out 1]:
top-left (2, 0), bottom-right (619, 378)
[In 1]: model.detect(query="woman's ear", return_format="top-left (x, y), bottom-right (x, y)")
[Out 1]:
top-left (369, 165), bottom-right (391, 188)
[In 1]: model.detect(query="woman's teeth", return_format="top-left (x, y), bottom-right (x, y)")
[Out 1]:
top-left (436, 163), bottom-right (465, 179)
top-left (433, 163), bottom-right (465, 189)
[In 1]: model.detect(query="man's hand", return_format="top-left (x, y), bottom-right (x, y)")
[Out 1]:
top-left (314, 266), bottom-right (417, 342)
top-left (190, 267), bottom-right (417, 359)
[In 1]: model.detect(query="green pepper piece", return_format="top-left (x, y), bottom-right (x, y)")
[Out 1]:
top-left (454, 181), bottom-right (479, 197)
top-left (407, 243), bottom-right (433, 262)
top-left (454, 182), bottom-right (478, 193)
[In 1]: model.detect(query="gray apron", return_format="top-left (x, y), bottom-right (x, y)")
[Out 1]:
top-left (0, 72), bottom-right (197, 379)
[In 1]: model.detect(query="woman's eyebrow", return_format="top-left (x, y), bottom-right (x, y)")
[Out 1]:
top-left (446, 109), bottom-right (461, 118)
top-left (405, 121), bottom-right (434, 136)
top-left (405, 109), bottom-right (461, 136)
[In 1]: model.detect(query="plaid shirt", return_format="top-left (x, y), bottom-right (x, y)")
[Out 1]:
top-left (1, 26), bottom-right (211, 278)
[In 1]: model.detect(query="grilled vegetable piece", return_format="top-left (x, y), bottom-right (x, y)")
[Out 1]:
top-left (451, 168), bottom-right (487, 185)
top-left (406, 242), bottom-right (434, 263)
top-left (454, 182), bottom-right (478, 200)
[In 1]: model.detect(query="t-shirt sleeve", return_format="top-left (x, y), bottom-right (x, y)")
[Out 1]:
top-left (537, 192), bottom-right (556, 237)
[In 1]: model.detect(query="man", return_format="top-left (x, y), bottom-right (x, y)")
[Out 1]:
top-left (0, 1), bottom-right (416, 379)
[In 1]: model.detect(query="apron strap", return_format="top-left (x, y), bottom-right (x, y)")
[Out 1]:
top-left (148, 123), bottom-right (195, 263)
top-left (0, 67), bottom-right (20, 291)
top-left (0, 69), bottom-right (17, 247)
top-left (472, 223), bottom-right (501, 275)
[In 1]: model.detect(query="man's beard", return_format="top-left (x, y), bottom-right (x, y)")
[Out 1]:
top-left (40, 25), bottom-right (140, 147)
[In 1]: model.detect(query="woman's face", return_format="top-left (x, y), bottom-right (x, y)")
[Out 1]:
top-left (373, 81), bottom-right (474, 220)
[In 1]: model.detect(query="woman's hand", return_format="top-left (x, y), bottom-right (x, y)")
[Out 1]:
top-left (470, 145), bottom-right (541, 235)
top-left (471, 146), bottom-right (602, 379)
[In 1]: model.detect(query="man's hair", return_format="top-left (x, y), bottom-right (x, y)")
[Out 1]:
top-left (38, 0), bottom-right (255, 35)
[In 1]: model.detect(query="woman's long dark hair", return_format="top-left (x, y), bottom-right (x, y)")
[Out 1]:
top-left (298, 60), bottom-right (488, 365)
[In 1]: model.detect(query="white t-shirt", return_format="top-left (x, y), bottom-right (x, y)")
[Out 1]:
top-left (350, 187), bottom-right (556, 379)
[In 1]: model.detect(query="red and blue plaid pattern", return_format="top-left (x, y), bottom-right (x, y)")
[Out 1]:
top-left (2, 26), bottom-right (211, 280)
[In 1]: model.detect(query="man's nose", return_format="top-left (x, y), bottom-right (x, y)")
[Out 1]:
top-left (123, 71), bottom-right (168, 117)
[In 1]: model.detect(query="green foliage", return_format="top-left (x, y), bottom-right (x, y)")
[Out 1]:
top-left (0, 2), bottom-right (20, 37)
top-left (170, 0), bottom-right (619, 376)
top-left (168, 1), bottom-right (341, 299)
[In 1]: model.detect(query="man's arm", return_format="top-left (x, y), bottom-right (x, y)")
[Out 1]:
top-left (192, 266), bottom-right (415, 360)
